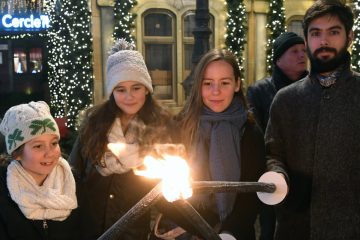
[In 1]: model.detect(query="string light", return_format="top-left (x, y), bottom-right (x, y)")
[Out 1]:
top-left (352, 0), bottom-right (360, 72)
top-left (266, 0), bottom-right (286, 74)
top-left (113, 0), bottom-right (137, 44)
top-left (225, 0), bottom-right (247, 81)
top-left (46, 0), bottom-right (94, 129)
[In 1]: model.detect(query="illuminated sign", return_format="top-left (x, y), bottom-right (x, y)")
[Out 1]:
top-left (0, 14), bottom-right (49, 31)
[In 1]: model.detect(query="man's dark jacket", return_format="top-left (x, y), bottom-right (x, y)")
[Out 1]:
top-left (247, 66), bottom-right (308, 132)
top-left (265, 55), bottom-right (360, 239)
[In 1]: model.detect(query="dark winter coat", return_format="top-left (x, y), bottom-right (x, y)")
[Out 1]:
top-left (247, 66), bottom-right (308, 132)
top-left (69, 138), bottom-right (156, 240)
top-left (0, 165), bottom-right (81, 240)
top-left (265, 55), bottom-right (360, 240)
top-left (158, 121), bottom-right (266, 240)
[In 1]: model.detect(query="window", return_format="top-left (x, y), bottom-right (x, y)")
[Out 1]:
top-left (288, 20), bottom-right (304, 38)
top-left (143, 10), bottom-right (175, 99)
top-left (144, 13), bottom-right (173, 36)
top-left (145, 43), bottom-right (172, 85)
top-left (14, 48), bottom-right (27, 74)
top-left (29, 48), bottom-right (42, 74)
top-left (13, 47), bottom-right (43, 74)
top-left (183, 11), bottom-right (214, 79)
top-left (142, 9), bottom-right (215, 101)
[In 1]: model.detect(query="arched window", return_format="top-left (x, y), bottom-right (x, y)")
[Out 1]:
top-left (182, 11), bottom-right (214, 79)
top-left (143, 10), bottom-right (175, 100)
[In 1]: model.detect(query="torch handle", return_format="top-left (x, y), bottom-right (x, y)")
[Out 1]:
top-left (174, 199), bottom-right (222, 240)
top-left (192, 181), bottom-right (276, 194)
top-left (97, 183), bottom-right (163, 240)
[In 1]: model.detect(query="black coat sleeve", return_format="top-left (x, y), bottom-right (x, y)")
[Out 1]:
top-left (0, 167), bottom-right (10, 240)
top-left (247, 86), bottom-right (263, 130)
top-left (0, 219), bottom-right (9, 240)
top-left (264, 94), bottom-right (289, 181)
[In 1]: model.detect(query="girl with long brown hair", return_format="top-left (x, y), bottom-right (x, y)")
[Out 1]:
top-left (69, 39), bottom-right (174, 240)
top-left (175, 48), bottom-right (265, 240)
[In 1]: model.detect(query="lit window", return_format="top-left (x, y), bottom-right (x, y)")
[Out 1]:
top-left (13, 48), bottom-right (27, 74)
top-left (29, 48), bottom-right (42, 74)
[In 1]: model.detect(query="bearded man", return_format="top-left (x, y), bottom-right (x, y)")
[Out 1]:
top-left (263, 0), bottom-right (360, 239)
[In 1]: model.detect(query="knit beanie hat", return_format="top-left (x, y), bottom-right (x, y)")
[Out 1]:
top-left (0, 101), bottom-right (60, 155)
top-left (273, 32), bottom-right (305, 63)
top-left (106, 39), bottom-right (153, 97)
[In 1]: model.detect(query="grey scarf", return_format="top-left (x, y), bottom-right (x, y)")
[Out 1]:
top-left (190, 97), bottom-right (247, 221)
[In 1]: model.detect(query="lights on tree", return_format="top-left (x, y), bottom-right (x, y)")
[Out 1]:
top-left (352, 0), bottom-right (360, 72)
top-left (266, 0), bottom-right (286, 74)
top-left (113, 0), bottom-right (137, 44)
top-left (225, 0), bottom-right (247, 80)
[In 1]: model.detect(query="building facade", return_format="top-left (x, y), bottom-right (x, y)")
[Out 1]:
top-left (1, 0), bottom-right (349, 116)
top-left (91, 0), bottom-right (316, 111)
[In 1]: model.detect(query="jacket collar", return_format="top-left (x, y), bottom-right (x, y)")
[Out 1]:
top-left (271, 66), bottom-right (308, 91)
top-left (309, 52), bottom-right (353, 85)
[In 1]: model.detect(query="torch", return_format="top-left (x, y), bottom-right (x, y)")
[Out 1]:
top-left (97, 144), bottom-right (287, 240)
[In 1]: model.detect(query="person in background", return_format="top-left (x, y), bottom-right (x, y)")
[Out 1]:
top-left (247, 31), bottom-right (308, 133)
top-left (0, 101), bottom-right (79, 239)
top-left (246, 31), bottom-right (307, 240)
top-left (69, 39), bottom-right (175, 239)
top-left (263, 0), bottom-right (360, 239)
top-left (169, 48), bottom-right (265, 240)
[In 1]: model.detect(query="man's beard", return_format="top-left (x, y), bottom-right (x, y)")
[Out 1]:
top-left (307, 44), bottom-right (348, 73)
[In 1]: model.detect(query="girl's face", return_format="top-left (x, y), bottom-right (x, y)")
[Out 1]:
top-left (201, 60), bottom-right (240, 112)
top-left (113, 81), bottom-right (149, 118)
top-left (17, 134), bottom-right (61, 185)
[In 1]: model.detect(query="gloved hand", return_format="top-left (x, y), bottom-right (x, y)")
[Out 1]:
top-left (257, 171), bottom-right (288, 205)
top-left (219, 233), bottom-right (237, 240)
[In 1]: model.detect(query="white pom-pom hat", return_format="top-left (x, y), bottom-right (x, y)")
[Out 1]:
top-left (106, 39), bottom-right (153, 97)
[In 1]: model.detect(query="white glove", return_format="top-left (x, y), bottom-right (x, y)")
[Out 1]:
top-left (257, 171), bottom-right (288, 205)
top-left (219, 233), bottom-right (237, 240)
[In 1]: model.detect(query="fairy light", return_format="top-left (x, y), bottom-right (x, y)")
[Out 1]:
top-left (113, 0), bottom-right (137, 44)
top-left (266, 0), bottom-right (286, 74)
top-left (47, 0), bottom-right (94, 129)
top-left (225, 0), bottom-right (247, 81)
top-left (352, 0), bottom-right (360, 72)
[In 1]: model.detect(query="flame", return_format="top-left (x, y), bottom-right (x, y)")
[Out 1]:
top-left (135, 154), bottom-right (193, 202)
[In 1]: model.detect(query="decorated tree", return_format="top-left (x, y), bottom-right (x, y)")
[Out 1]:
top-left (113, 0), bottom-right (137, 43)
top-left (47, 0), bottom-right (94, 129)
top-left (225, 0), bottom-right (247, 80)
top-left (352, 0), bottom-right (360, 72)
top-left (266, 0), bottom-right (286, 74)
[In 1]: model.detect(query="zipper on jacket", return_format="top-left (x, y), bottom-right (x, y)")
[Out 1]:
top-left (43, 220), bottom-right (48, 236)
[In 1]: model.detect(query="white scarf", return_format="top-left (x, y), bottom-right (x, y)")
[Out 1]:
top-left (7, 157), bottom-right (78, 221)
top-left (96, 117), bottom-right (144, 176)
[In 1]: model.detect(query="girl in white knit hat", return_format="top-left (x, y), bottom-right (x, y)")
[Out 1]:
top-left (68, 39), bottom-right (176, 239)
top-left (0, 101), bottom-right (80, 239)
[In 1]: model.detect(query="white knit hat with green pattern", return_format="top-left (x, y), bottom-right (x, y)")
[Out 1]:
top-left (0, 101), bottom-right (60, 154)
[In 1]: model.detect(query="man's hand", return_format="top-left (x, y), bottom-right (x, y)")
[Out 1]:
top-left (257, 171), bottom-right (288, 205)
